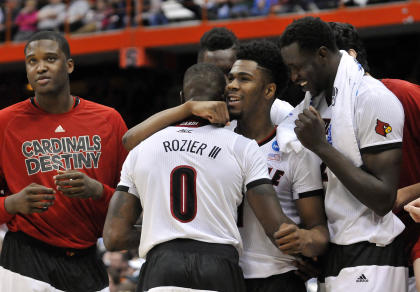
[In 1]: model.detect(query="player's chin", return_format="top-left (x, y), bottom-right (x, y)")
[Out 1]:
top-left (35, 87), bottom-right (55, 95)
top-left (227, 108), bottom-right (241, 120)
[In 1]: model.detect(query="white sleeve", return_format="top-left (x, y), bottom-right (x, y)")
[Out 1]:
top-left (117, 148), bottom-right (140, 198)
top-left (270, 99), bottom-right (294, 125)
top-left (233, 136), bottom-right (271, 191)
top-left (355, 80), bottom-right (404, 152)
top-left (291, 149), bottom-right (324, 200)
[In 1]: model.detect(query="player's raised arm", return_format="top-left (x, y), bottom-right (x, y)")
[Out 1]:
top-left (122, 100), bottom-right (229, 151)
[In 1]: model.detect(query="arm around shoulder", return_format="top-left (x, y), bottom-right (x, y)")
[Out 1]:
top-left (122, 101), bottom-right (230, 151)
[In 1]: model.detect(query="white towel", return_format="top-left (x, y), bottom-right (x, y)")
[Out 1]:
top-left (277, 50), bottom-right (364, 166)
top-left (330, 50), bottom-right (364, 167)
top-left (275, 86), bottom-right (313, 154)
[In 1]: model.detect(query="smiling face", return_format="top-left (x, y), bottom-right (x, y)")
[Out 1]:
top-left (226, 60), bottom-right (269, 120)
top-left (25, 39), bottom-right (73, 96)
top-left (280, 42), bottom-right (327, 97)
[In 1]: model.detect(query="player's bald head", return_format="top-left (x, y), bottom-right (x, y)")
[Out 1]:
top-left (183, 63), bottom-right (226, 102)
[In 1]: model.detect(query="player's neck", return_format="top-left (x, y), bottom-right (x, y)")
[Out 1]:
top-left (236, 114), bottom-right (274, 142)
top-left (35, 90), bottom-right (74, 114)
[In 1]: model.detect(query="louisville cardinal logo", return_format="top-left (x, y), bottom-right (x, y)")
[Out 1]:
top-left (375, 119), bottom-right (392, 137)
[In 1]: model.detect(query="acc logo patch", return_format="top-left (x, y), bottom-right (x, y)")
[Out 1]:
top-left (272, 141), bottom-right (279, 152)
top-left (375, 119), bottom-right (392, 137)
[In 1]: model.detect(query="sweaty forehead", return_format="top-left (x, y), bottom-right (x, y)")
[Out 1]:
top-left (281, 42), bottom-right (313, 66)
top-left (25, 39), bottom-right (61, 56)
top-left (281, 42), bottom-right (300, 59)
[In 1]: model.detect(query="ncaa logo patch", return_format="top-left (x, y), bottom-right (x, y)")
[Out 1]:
top-left (272, 141), bottom-right (279, 152)
top-left (375, 119), bottom-right (392, 137)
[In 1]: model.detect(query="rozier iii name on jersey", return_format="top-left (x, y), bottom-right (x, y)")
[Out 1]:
top-left (162, 139), bottom-right (222, 159)
top-left (21, 135), bottom-right (102, 175)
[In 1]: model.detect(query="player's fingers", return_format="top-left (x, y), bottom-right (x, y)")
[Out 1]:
top-left (302, 108), bottom-right (318, 119)
top-left (278, 242), bottom-right (300, 255)
top-left (274, 224), bottom-right (297, 239)
top-left (294, 120), bottom-right (304, 128)
top-left (406, 198), bottom-right (420, 208)
top-left (212, 104), bottom-right (228, 124)
top-left (59, 186), bottom-right (85, 195)
top-left (223, 105), bottom-right (230, 123)
top-left (27, 186), bottom-right (55, 194)
top-left (27, 194), bottom-right (56, 202)
top-left (309, 106), bottom-right (322, 119)
top-left (55, 178), bottom-right (83, 187)
top-left (32, 201), bottom-right (54, 210)
top-left (277, 234), bottom-right (297, 245)
top-left (297, 112), bottom-right (312, 124)
top-left (54, 170), bottom-right (83, 180)
top-left (217, 103), bottom-right (230, 122)
top-left (213, 108), bottom-right (225, 124)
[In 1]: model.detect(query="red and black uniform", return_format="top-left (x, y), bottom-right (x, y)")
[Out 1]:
top-left (382, 79), bottom-right (420, 265)
top-left (0, 97), bottom-right (127, 291)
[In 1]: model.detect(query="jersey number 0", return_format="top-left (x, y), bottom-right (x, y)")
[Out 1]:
top-left (170, 165), bottom-right (197, 222)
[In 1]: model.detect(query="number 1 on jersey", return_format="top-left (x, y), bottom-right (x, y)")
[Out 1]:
top-left (170, 165), bottom-right (197, 222)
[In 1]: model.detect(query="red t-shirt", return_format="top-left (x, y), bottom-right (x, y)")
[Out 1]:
top-left (382, 79), bottom-right (420, 260)
top-left (382, 79), bottom-right (420, 189)
top-left (0, 97), bottom-right (127, 249)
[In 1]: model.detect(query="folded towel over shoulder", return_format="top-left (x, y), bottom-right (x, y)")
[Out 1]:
top-left (277, 50), bottom-right (364, 167)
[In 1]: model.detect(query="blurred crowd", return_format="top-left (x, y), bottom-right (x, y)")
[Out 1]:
top-left (0, 0), bottom-right (408, 41)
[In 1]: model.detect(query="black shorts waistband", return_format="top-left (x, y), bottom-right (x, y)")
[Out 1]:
top-left (149, 239), bottom-right (238, 260)
top-left (5, 231), bottom-right (97, 257)
top-left (324, 237), bottom-right (407, 278)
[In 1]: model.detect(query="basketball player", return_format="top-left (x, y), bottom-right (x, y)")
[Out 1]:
top-left (0, 31), bottom-right (127, 291)
top-left (330, 21), bottom-right (420, 292)
top-left (103, 63), bottom-right (295, 292)
top-left (279, 16), bottom-right (407, 291)
top-left (227, 39), bottom-right (328, 292)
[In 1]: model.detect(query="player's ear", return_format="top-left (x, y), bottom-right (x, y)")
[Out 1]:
top-left (264, 83), bottom-right (276, 100)
top-left (67, 58), bottom-right (74, 74)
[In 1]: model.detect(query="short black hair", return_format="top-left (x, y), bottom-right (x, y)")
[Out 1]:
top-left (236, 39), bottom-right (289, 96)
top-left (24, 31), bottom-right (71, 59)
top-left (279, 16), bottom-right (338, 53)
top-left (183, 63), bottom-right (226, 102)
top-left (329, 22), bottom-right (370, 72)
top-left (198, 27), bottom-right (238, 61)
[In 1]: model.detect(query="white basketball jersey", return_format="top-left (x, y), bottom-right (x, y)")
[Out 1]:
top-left (313, 75), bottom-right (405, 245)
top-left (118, 119), bottom-right (271, 258)
top-left (239, 130), bottom-right (323, 279)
